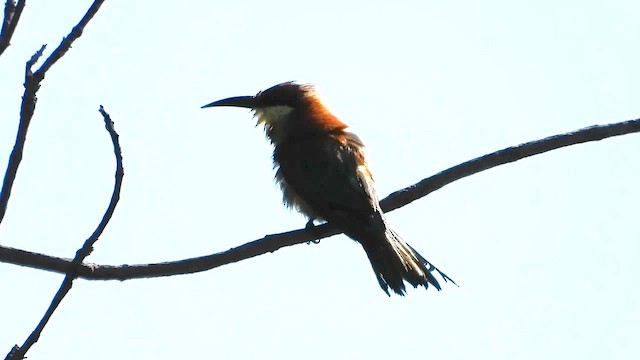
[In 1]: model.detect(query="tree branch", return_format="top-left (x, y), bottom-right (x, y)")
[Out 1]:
top-left (382, 117), bottom-right (640, 212)
top-left (3, 0), bottom-right (110, 358)
top-left (1, 118), bottom-right (638, 282)
top-left (0, 0), bottom-right (25, 56)
top-left (0, 0), bottom-right (106, 224)
top-left (6, 106), bottom-right (124, 360)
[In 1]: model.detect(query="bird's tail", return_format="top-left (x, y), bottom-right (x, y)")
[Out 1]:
top-left (357, 227), bottom-right (457, 296)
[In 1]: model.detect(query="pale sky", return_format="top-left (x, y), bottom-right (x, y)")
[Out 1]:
top-left (1, 1), bottom-right (639, 359)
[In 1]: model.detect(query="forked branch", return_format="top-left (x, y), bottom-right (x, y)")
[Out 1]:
top-left (6, 106), bottom-right (123, 360)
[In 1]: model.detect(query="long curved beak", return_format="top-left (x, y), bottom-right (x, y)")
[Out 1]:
top-left (201, 96), bottom-right (256, 109)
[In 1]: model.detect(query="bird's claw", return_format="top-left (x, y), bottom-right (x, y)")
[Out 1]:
top-left (305, 220), bottom-right (321, 244)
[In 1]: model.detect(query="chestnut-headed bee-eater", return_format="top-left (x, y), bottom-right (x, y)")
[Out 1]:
top-left (202, 82), bottom-right (455, 296)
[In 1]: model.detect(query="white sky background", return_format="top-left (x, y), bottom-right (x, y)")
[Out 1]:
top-left (1, 0), bottom-right (639, 359)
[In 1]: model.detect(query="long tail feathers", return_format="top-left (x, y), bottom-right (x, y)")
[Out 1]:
top-left (360, 228), bottom-right (456, 296)
top-left (406, 242), bottom-right (458, 288)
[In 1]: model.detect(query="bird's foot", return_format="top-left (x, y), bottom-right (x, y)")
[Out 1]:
top-left (305, 220), bottom-right (321, 244)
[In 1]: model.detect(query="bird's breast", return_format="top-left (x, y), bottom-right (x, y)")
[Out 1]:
top-left (271, 131), bottom-right (370, 222)
top-left (272, 134), bottom-right (345, 221)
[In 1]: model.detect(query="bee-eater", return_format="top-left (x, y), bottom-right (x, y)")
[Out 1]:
top-left (202, 82), bottom-right (455, 296)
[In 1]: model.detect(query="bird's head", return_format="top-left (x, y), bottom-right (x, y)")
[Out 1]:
top-left (202, 82), bottom-right (346, 144)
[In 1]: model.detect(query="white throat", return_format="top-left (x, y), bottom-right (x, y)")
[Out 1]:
top-left (254, 105), bottom-right (294, 127)
top-left (253, 105), bottom-right (295, 144)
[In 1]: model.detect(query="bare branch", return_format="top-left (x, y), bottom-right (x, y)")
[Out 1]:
top-left (6, 106), bottom-right (124, 360)
top-left (0, 0), bottom-right (25, 56)
top-left (0, 44), bottom-right (44, 225)
top-left (382, 117), bottom-right (640, 212)
top-left (1, 118), bottom-right (638, 282)
top-left (34, 0), bottom-right (105, 77)
top-left (0, 0), bottom-right (105, 224)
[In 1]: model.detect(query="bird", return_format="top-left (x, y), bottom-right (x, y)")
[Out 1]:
top-left (202, 82), bottom-right (456, 296)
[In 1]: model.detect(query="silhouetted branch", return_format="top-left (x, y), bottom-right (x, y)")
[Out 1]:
top-left (3, 1), bottom-right (110, 357)
top-left (0, 0), bottom-right (25, 56)
top-left (1, 118), bottom-right (638, 282)
top-left (6, 106), bottom-right (123, 360)
top-left (382, 117), bottom-right (640, 212)
top-left (0, 0), bottom-right (106, 225)
top-left (34, 1), bottom-right (105, 75)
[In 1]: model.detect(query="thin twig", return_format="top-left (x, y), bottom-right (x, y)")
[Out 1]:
top-left (0, 0), bottom-right (26, 56)
top-left (34, 0), bottom-right (105, 77)
top-left (6, 106), bottom-right (124, 360)
top-left (0, 0), bottom-right (106, 225)
top-left (1, 118), bottom-right (638, 282)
